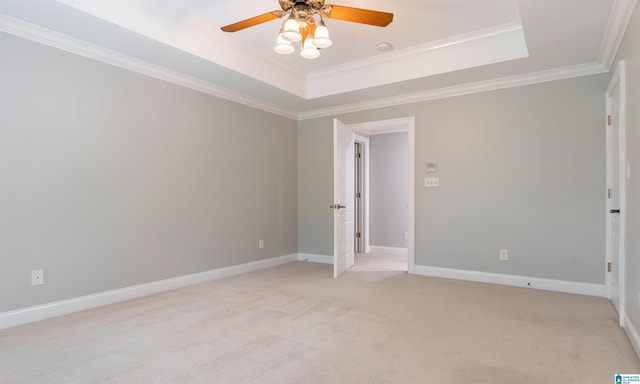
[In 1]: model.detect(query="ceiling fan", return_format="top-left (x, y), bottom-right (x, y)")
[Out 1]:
top-left (221, 0), bottom-right (393, 59)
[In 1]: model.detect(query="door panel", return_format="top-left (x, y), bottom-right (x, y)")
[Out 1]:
top-left (607, 61), bottom-right (626, 327)
top-left (333, 119), bottom-right (355, 278)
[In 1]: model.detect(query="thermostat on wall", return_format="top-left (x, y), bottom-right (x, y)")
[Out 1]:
top-left (425, 162), bottom-right (438, 173)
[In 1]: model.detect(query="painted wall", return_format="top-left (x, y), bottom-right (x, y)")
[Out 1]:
top-left (369, 132), bottom-right (408, 249)
top-left (612, 2), bottom-right (640, 350)
top-left (0, 33), bottom-right (298, 313)
top-left (298, 74), bottom-right (608, 284)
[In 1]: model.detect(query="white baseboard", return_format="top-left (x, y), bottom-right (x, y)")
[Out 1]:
top-left (0, 254), bottom-right (298, 330)
top-left (624, 314), bottom-right (640, 360)
top-left (298, 253), bottom-right (333, 264)
top-left (413, 265), bottom-right (608, 298)
top-left (368, 246), bottom-right (408, 256)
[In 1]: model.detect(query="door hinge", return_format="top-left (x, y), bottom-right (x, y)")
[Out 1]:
top-left (607, 262), bottom-right (612, 272)
top-left (356, 192), bottom-right (361, 198)
top-left (608, 188), bottom-right (612, 199)
top-left (607, 115), bottom-right (612, 125)
top-left (355, 152), bottom-right (361, 159)
top-left (356, 232), bottom-right (361, 238)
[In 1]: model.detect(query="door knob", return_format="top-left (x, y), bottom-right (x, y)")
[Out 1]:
top-left (610, 209), bottom-right (621, 214)
top-left (330, 204), bottom-right (346, 210)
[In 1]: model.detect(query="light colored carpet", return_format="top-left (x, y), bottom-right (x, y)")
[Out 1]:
top-left (1, 261), bottom-right (638, 383)
top-left (351, 252), bottom-right (407, 272)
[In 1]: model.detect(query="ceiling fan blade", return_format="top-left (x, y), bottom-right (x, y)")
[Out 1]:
top-left (221, 11), bottom-right (283, 32)
top-left (323, 5), bottom-right (393, 27)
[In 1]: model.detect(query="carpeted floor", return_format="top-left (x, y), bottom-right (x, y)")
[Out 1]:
top-left (1, 261), bottom-right (638, 383)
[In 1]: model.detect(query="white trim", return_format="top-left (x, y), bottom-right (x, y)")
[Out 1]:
top-left (298, 62), bottom-right (606, 120)
top-left (624, 314), bottom-right (640, 360)
top-left (605, 93), bottom-right (613, 300)
top-left (407, 121), bottom-right (416, 274)
top-left (0, 14), bottom-right (298, 120)
top-left (297, 253), bottom-right (334, 264)
top-left (368, 246), bottom-right (408, 256)
top-left (599, 0), bottom-right (638, 70)
top-left (306, 23), bottom-right (528, 98)
top-left (414, 265), bottom-right (609, 298)
top-left (0, 254), bottom-right (298, 330)
top-left (310, 24), bottom-right (523, 80)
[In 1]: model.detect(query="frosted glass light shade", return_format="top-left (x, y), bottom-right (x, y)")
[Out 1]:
top-left (300, 37), bottom-right (320, 59)
top-left (313, 24), bottom-right (332, 48)
top-left (274, 34), bottom-right (294, 54)
top-left (281, 18), bottom-right (302, 42)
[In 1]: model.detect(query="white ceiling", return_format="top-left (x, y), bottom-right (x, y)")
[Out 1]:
top-left (0, 0), bottom-right (633, 119)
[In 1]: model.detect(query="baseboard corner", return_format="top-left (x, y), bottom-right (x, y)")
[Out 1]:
top-left (297, 253), bottom-right (333, 264)
top-left (624, 314), bottom-right (640, 360)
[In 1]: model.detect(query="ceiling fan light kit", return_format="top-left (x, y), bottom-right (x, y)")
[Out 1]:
top-left (222, 0), bottom-right (393, 60)
top-left (301, 35), bottom-right (321, 59)
top-left (274, 33), bottom-right (295, 54)
top-left (281, 17), bottom-right (303, 42)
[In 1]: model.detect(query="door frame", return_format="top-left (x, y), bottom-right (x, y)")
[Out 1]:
top-left (606, 60), bottom-right (627, 327)
top-left (339, 117), bottom-right (416, 273)
top-left (354, 135), bottom-right (370, 254)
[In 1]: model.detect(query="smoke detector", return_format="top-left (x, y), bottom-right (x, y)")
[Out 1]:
top-left (376, 42), bottom-right (393, 52)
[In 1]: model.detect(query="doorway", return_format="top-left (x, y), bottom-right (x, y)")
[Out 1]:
top-left (333, 117), bottom-right (416, 276)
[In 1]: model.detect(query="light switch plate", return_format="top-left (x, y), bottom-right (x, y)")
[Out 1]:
top-left (424, 177), bottom-right (440, 187)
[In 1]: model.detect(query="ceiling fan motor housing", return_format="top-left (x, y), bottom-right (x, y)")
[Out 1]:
top-left (279, 0), bottom-right (325, 12)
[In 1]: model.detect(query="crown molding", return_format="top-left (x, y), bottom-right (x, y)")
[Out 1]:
top-left (305, 23), bottom-right (528, 98)
top-left (309, 23), bottom-right (523, 80)
top-left (0, 14), bottom-right (299, 120)
top-left (599, 0), bottom-right (638, 70)
top-left (298, 62), bottom-right (607, 120)
top-left (56, 0), bottom-right (309, 98)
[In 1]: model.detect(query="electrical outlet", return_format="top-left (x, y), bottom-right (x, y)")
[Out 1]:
top-left (258, 240), bottom-right (264, 249)
top-left (499, 250), bottom-right (508, 261)
top-left (31, 269), bottom-right (44, 286)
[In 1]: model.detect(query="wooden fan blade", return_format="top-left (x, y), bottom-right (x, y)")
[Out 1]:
top-left (323, 5), bottom-right (393, 27)
top-left (221, 11), bottom-right (283, 32)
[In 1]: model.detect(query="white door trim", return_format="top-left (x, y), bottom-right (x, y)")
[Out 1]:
top-left (354, 134), bottom-right (371, 254)
top-left (343, 117), bottom-right (416, 274)
top-left (606, 60), bottom-right (627, 327)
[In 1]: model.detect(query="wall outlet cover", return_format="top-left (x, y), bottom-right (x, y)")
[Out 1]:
top-left (31, 269), bottom-right (45, 286)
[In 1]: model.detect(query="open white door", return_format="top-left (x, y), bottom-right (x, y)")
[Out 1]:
top-left (333, 119), bottom-right (355, 278)
top-left (606, 61), bottom-right (626, 327)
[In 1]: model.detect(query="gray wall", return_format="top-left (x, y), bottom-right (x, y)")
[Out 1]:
top-left (613, 3), bottom-right (640, 348)
top-left (297, 119), bottom-right (333, 256)
top-left (369, 132), bottom-right (408, 248)
top-left (0, 33), bottom-right (298, 313)
top-left (298, 74), bottom-right (608, 284)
